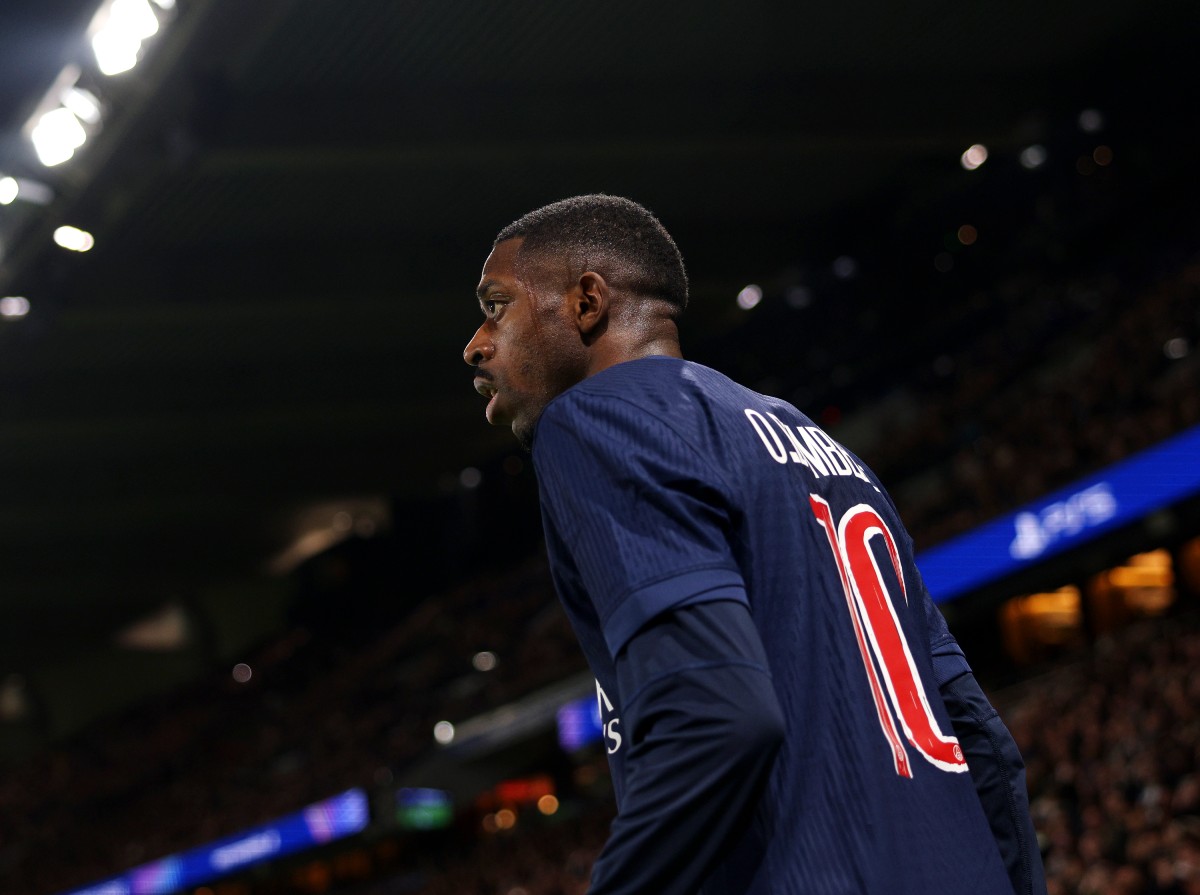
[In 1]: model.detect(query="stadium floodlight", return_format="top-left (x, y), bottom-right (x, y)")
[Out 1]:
top-left (24, 67), bottom-right (104, 168)
top-left (61, 87), bottom-right (103, 125)
top-left (0, 177), bottom-right (17, 205)
top-left (31, 108), bottom-right (89, 167)
top-left (53, 225), bottom-right (95, 252)
top-left (90, 0), bottom-right (161, 76)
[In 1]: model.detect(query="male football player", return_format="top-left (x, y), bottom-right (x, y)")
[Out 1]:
top-left (464, 194), bottom-right (1046, 894)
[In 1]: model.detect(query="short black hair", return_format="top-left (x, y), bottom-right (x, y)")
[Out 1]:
top-left (495, 194), bottom-right (688, 315)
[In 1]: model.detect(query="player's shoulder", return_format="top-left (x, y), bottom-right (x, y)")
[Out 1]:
top-left (534, 357), bottom-right (746, 461)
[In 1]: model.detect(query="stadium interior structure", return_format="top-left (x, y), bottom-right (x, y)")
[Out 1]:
top-left (0, 2), bottom-right (1198, 894)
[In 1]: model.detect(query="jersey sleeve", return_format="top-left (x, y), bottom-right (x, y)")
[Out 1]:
top-left (533, 390), bottom-right (747, 656)
top-left (588, 599), bottom-right (785, 895)
top-left (922, 582), bottom-right (973, 687)
top-left (917, 573), bottom-right (1047, 894)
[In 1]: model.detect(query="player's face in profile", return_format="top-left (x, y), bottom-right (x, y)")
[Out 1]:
top-left (464, 238), bottom-right (580, 449)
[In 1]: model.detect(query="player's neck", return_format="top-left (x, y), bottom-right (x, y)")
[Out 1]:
top-left (585, 332), bottom-right (683, 378)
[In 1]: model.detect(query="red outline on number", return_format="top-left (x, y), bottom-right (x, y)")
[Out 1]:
top-left (811, 496), bottom-right (968, 777)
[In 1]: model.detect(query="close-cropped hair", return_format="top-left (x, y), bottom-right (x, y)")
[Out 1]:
top-left (495, 194), bottom-right (689, 315)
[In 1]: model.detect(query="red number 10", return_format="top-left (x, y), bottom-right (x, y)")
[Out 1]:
top-left (810, 495), bottom-right (967, 778)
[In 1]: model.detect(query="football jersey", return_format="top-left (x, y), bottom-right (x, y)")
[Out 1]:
top-left (533, 356), bottom-right (1013, 894)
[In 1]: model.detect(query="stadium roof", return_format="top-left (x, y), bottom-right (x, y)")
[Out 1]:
top-left (0, 0), bottom-right (1194, 730)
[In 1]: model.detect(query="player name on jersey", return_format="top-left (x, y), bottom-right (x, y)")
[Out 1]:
top-left (743, 408), bottom-right (872, 485)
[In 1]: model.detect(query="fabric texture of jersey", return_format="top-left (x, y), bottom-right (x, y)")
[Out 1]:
top-left (533, 356), bottom-right (1015, 894)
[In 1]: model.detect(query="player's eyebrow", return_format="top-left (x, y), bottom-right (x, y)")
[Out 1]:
top-left (476, 279), bottom-right (501, 301)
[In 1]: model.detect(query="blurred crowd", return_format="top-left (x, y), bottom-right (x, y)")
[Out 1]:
top-left (875, 260), bottom-right (1200, 550)
top-left (343, 608), bottom-right (1200, 895)
top-left (0, 557), bottom-right (587, 895)
top-left (702, 143), bottom-right (1200, 551)
top-left (1007, 612), bottom-right (1200, 895)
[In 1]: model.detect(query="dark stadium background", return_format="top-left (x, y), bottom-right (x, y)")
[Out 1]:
top-left (0, 2), bottom-right (1198, 894)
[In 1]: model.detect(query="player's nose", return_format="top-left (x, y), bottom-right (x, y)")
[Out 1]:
top-left (463, 325), bottom-right (493, 366)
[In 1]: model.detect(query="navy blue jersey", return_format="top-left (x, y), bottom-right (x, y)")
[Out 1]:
top-left (533, 356), bottom-right (1015, 894)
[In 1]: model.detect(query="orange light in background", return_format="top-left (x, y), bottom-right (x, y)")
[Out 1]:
top-left (495, 808), bottom-right (517, 830)
top-left (1093, 145), bottom-right (1113, 166)
top-left (537, 794), bottom-right (560, 815)
top-left (495, 774), bottom-right (554, 804)
top-left (1000, 586), bottom-right (1083, 665)
top-left (1090, 549), bottom-right (1175, 623)
top-left (957, 224), bottom-right (978, 246)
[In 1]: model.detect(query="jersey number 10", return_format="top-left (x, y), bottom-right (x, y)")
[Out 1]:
top-left (810, 495), bottom-right (968, 778)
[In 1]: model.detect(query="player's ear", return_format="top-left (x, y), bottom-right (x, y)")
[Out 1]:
top-left (575, 270), bottom-right (609, 338)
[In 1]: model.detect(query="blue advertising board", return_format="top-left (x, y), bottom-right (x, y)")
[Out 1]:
top-left (556, 692), bottom-right (603, 752)
top-left (916, 424), bottom-right (1200, 603)
top-left (62, 788), bottom-right (369, 895)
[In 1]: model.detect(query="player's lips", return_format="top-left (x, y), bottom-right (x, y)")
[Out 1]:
top-left (473, 375), bottom-right (497, 399)
top-left (473, 373), bottom-right (500, 421)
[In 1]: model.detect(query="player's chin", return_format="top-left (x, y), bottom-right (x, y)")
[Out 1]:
top-left (510, 406), bottom-right (545, 452)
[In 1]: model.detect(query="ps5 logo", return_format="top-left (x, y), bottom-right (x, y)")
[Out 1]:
top-left (1010, 482), bottom-right (1118, 560)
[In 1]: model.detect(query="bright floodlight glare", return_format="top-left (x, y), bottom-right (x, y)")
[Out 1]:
top-left (0, 297), bottom-right (31, 319)
top-left (0, 177), bottom-right (17, 205)
top-left (92, 0), bottom-right (160, 75)
top-left (150, 0), bottom-right (175, 8)
top-left (736, 284), bottom-right (763, 310)
top-left (960, 144), bottom-right (988, 171)
top-left (113, 0), bottom-right (160, 39)
top-left (31, 108), bottom-right (88, 166)
top-left (1019, 144), bottom-right (1047, 170)
top-left (92, 29), bottom-right (142, 75)
top-left (61, 87), bottom-right (102, 125)
top-left (433, 721), bottom-right (455, 744)
top-left (54, 225), bottom-right (96, 252)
